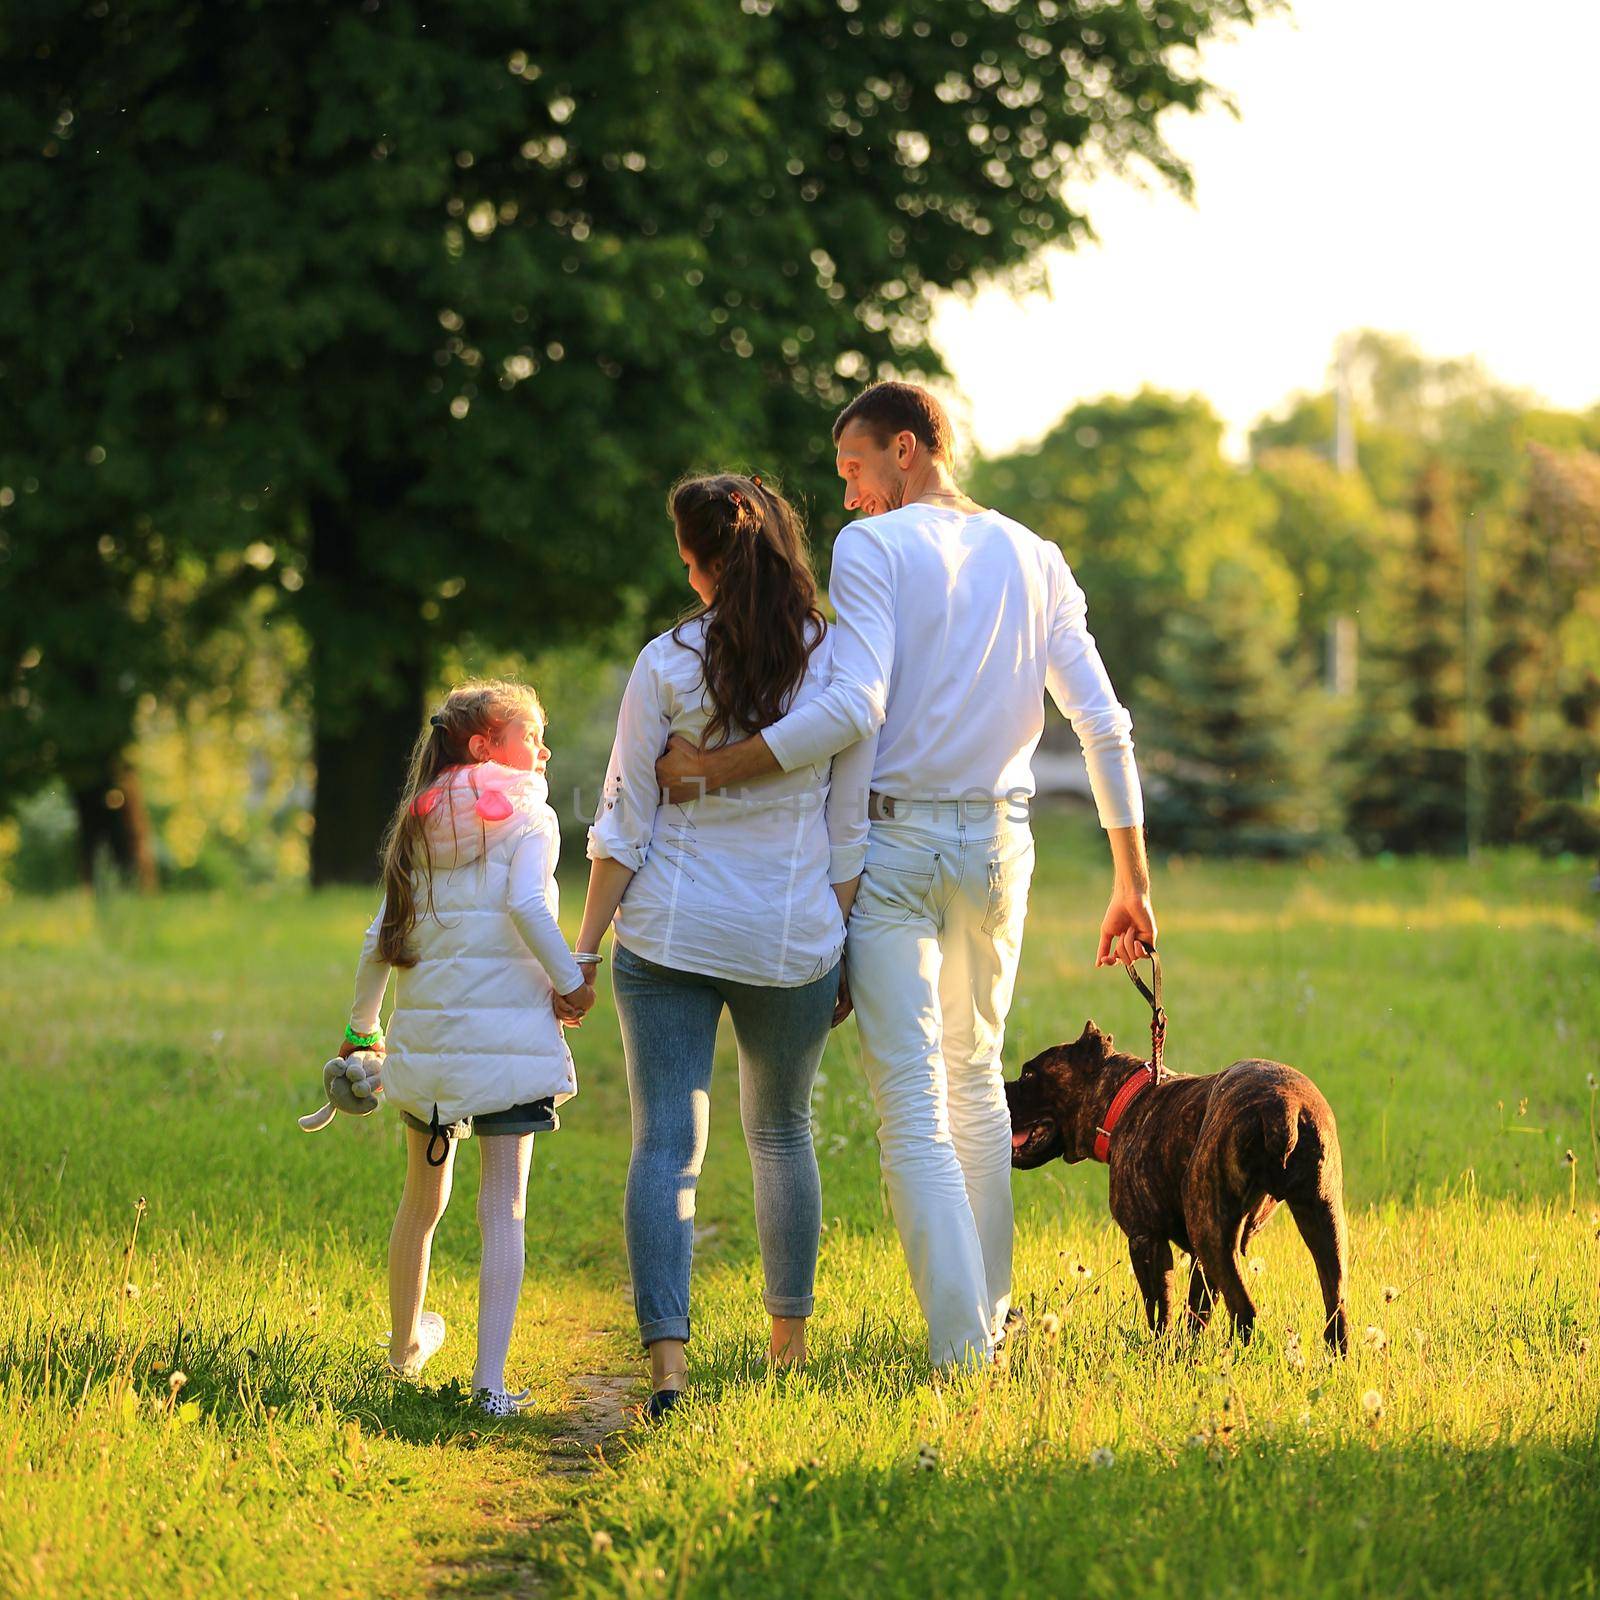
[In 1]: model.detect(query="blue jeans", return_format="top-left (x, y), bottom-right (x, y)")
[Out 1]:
top-left (612, 940), bottom-right (839, 1347)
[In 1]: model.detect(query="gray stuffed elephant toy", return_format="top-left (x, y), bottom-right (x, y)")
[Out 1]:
top-left (298, 1050), bottom-right (384, 1132)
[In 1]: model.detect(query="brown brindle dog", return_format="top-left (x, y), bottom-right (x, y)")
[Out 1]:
top-left (1006, 1018), bottom-right (1350, 1353)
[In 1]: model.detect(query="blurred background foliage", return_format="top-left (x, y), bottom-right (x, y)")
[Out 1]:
top-left (2, 3), bottom-right (1597, 896)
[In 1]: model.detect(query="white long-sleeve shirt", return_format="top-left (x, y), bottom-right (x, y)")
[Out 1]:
top-left (587, 615), bottom-right (875, 987)
top-left (761, 504), bottom-right (1144, 828)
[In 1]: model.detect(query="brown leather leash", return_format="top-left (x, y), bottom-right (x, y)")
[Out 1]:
top-left (1123, 947), bottom-right (1166, 1078)
top-left (1091, 948), bottom-right (1167, 1162)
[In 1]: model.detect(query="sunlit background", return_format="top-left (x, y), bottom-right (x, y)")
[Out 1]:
top-left (935, 0), bottom-right (1600, 458)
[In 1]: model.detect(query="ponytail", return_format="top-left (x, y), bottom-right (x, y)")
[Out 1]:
top-left (668, 474), bottom-right (825, 748)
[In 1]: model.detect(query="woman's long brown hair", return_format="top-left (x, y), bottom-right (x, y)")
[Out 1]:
top-left (669, 474), bottom-right (826, 748)
top-left (376, 679), bottom-right (545, 967)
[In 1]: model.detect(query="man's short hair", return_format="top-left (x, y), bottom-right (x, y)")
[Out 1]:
top-left (833, 381), bottom-right (954, 461)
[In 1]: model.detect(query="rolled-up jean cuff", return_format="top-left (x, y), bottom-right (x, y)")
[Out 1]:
top-left (638, 1316), bottom-right (690, 1348)
top-left (763, 1293), bottom-right (814, 1319)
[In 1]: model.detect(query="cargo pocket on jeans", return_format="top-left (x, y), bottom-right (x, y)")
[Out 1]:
top-left (863, 842), bottom-right (938, 921)
top-left (980, 840), bottom-right (1035, 936)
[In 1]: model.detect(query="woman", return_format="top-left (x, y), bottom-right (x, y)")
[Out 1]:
top-left (574, 473), bottom-right (873, 1419)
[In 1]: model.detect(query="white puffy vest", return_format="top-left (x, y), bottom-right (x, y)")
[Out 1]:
top-left (381, 786), bottom-right (577, 1127)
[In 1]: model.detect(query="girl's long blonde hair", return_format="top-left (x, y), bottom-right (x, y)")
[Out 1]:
top-left (377, 679), bottom-right (545, 966)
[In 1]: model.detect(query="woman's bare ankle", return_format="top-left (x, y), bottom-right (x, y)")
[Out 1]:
top-left (649, 1338), bottom-right (688, 1392)
top-left (768, 1316), bottom-right (807, 1368)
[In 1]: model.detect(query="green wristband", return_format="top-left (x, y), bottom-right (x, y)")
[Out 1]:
top-left (344, 1023), bottom-right (383, 1049)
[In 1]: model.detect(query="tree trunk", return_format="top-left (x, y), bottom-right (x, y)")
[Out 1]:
top-left (71, 754), bottom-right (158, 890)
top-left (309, 661), bottom-right (427, 885)
top-left (305, 493), bottom-right (430, 887)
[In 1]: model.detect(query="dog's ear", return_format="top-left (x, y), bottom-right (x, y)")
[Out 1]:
top-left (1073, 1020), bottom-right (1111, 1059)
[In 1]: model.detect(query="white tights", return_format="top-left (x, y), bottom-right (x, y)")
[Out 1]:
top-left (387, 1126), bottom-right (534, 1395)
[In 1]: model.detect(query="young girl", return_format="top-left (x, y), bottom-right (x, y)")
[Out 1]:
top-left (338, 679), bottom-right (596, 1415)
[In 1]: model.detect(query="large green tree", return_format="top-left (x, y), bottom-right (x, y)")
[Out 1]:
top-left (1, 0), bottom-right (1277, 882)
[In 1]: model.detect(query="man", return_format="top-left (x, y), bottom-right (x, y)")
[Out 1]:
top-left (656, 381), bottom-right (1155, 1366)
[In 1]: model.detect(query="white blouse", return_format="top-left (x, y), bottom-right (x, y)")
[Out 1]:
top-left (587, 615), bottom-right (874, 988)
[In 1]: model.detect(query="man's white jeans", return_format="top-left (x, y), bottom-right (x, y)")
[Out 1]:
top-left (845, 800), bottom-right (1035, 1366)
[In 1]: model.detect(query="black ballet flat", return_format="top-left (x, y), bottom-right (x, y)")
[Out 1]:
top-left (645, 1387), bottom-right (684, 1422)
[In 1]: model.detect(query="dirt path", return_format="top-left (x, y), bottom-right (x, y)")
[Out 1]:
top-left (543, 1366), bottom-right (639, 1475)
top-left (426, 1325), bottom-right (642, 1597)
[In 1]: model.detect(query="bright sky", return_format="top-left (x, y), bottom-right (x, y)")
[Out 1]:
top-left (931, 0), bottom-right (1600, 461)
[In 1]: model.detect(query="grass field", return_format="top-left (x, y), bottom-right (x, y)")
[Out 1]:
top-left (3, 813), bottom-right (1597, 1599)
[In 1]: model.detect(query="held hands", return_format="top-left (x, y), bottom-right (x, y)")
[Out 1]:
top-left (831, 964), bottom-right (854, 1029)
top-left (554, 976), bottom-right (597, 1028)
top-left (1096, 883), bottom-right (1158, 970)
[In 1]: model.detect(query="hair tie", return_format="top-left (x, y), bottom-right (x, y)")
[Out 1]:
top-left (751, 474), bottom-right (763, 488)
top-left (429, 713), bottom-right (446, 729)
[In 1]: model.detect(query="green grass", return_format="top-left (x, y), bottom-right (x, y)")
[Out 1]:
top-left (2, 813), bottom-right (1597, 1598)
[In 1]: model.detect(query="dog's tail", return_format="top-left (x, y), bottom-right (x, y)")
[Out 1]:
top-left (1261, 1100), bottom-right (1301, 1170)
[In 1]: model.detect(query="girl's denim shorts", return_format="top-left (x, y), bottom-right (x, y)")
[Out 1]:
top-left (401, 1097), bottom-right (559, 1140)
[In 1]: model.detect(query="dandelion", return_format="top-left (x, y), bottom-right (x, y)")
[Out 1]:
top-left (123, 1282), bottom-right (140, 1299)
top-left (1578, 1338), bottom-right (1590, 1359)
top-left (1588, 1073), bottom-right (1597, 1091)
top-left (1383, 1285), bottom-right (1399, 1304)
top-left (167, 1371), bottom-right (188, 1395)
top-left (1562, 1149), bottom-right (1577, 1166)
top-left (1088, 1446), bottom-right (1115, 1470)
top-left (1284, 1328), bottom-right (1305, 1365)
top-left (1185, 1432), bottom-right (1209, 1450)
top-left (914, 1444), bottom-right (938, 1472)
top-left (1363, 1325), bottom-right (1388, 1352)
top-left (1039, 1312), bottom-right (1061, 1338)
top-left (1248, 1258), bottom-right (1264, 1276)
top-left (590, 1531), bottom-right (613, 1554)
top-left (1361, 1388), bottom-right (1384, 1421)
top-left (1073, 1263), bottom-right (1092, 1281)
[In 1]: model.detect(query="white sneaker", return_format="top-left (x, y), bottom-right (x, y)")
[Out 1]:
top-left (386, 1311), bottom-right (447, 1378)
top-left (476, 1386), bottom-right (531, 1417)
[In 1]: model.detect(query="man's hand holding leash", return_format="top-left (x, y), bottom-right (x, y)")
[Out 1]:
top-left (1097, 824), bottom-right (1158, 969)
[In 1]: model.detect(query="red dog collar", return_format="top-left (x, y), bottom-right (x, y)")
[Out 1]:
top-left (1093, 1064), bottom-right (1158, 1162)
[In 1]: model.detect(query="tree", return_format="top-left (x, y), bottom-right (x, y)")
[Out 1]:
top-left (1140, 561), bottom-right (1332, 857)
top-left (1252, 331), bottom-right (1526, 512)
top-left (1344, 462), bottom-right (1469, 854)
top-left (1, 0), bottom-right (1280, 885)
top-left (1512, 444), bottom-right (1600, 852)
top-left (1251, 446), bottom-right (1399, 676)
top-left (2, 0), bottom-right (1278, 881)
